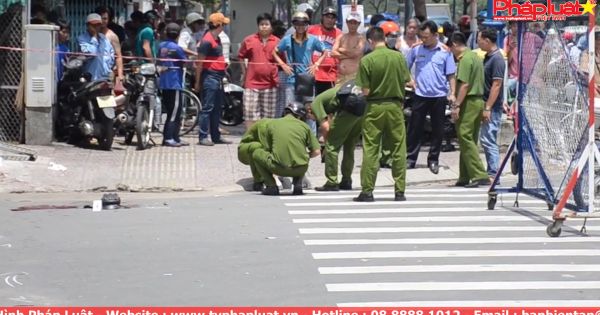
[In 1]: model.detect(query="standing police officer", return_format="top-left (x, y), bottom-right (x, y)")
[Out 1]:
top-left (312, 83), bottom-right (363, 191)
top-left (253, 103), bottom-right (321, 196)
top-left (354, 27), bottom-right (412, 202)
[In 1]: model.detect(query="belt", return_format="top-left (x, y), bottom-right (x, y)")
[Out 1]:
top-left (368, 97), bottom-right (403, 103)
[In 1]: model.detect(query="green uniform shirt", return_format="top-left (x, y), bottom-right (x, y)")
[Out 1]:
top-left (356, 46), bottom-right (411, 101)
top-left (456, 49), bottom-right (485, 97)
top-left (241, 119), bottom-right (272, 147)
top-left (312, 87), bottom-right (341, 122)
top-left (267, 115), bottom-right (321, 168)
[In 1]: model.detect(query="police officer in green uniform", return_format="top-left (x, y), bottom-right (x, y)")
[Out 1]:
top-left (253, 102), bottom-right (321, 196)
top-left (312, 84), bottom-right (363, 191)
top-left (449, 32), bottom-right (490, 187)
top-left (354, 27), bottom-right (412, 202)
top-left (238, 118), bottom-right (273, 192)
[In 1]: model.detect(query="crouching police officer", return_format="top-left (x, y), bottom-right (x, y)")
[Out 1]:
top-left (313, 81), bottom-right (365, 191)
top-left (238, 118), bottom-right (273, 192)
top-left (253, 102), bottom-right (321, 196)
top-left (354, 26), bottom-right (412, 202)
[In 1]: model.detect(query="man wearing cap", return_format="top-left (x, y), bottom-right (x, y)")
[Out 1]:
top-left (354, 27), bottom-right (412, 202)
top-left (179, 12), bottom-right (205, 57)
top-left (78, 13), bottom-right (115, 81)
top-left (332, 12), bottom-right (365, 84)
top-left (252, 102), bottom-right (321, 196)
top-left (136, 10), bottom-right (160, 61)
top-left (308, 7), bottom-right (342, 95)
top-left (195, 12), bottom-right (232, 146)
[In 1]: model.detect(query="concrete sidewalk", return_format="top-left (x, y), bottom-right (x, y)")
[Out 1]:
top-left (0, 130), bottom-right (489, 193)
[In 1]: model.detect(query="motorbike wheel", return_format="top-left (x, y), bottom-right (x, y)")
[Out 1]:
top-left (98, 117), bottom-right (114, 151)
top-left (135, 105), bottom-right (151, 150)
top-left (220, 92), bottom-right (244, 126)
top-left (179, 89), bottom-right (202, 136)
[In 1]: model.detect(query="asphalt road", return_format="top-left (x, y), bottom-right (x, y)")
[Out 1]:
top-left (1, 187), bottom-right (600, 306)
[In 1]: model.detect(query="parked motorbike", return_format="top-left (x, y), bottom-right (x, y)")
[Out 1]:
top-left (403, 87), bottom-right (456, 152)
top-left (55, 57), bottom-right (124, 151)
top-left (114, 62), bottom-right (157, 150)
top-left (220, 75), bottom-right (244, 126)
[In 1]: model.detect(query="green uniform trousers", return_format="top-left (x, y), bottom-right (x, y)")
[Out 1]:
top-left (238, 142), bottom-right (264, 183)
top-left (380, 134), bottom-right (393, 167)
top-left (361, 101), bottom-right (407, 193)
top-left (252, 148), bottom-right (308, 187)
top-left (456, 96), bottom-right (488, 183)
top-left (324, 112), bottom-right (362, 185)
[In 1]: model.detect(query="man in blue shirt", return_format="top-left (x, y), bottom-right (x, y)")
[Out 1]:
top-left (406, 20), bottom-right (456, 174)
top-left (55, 19), bottom-right (70, 82)
top-left (272, 11), bottom-right (327, 134)
top-left (159, 23), bottom-right (188, 147)
top-left (77, 13), bottom-right (115, 81)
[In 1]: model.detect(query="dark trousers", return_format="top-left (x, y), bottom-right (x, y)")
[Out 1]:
top-left (199, 70), bottom-right (225, 141)
top-left (315, 80), bottom-right (336, 96)
top-left (407, 95), bottom-right (447, 164)
top-left (162, 89), bottom-right (183, 142)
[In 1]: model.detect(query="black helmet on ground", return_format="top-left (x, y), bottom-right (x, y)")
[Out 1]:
top-left (284, 102), bottom-right (307, 119)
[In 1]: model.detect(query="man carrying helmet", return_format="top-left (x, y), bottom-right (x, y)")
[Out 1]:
top-left (252, 102), bottom-right (321, 196)
top-left (312, 82), bottom-right (363, 191)
top-left (179, 12), bottom-right (205, 57)
top-left (308, 7), bottom-right (342, 95)
top-left (272, 11), bottom-right (326, 120)
top-left (136, 10), bottom-right (159, 61)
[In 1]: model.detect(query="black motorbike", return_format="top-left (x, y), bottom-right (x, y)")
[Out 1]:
top-left (55, 57), bottom-right (122, 151)
top-left (114, 62), bottom-right (157, 150)
top-left (220, 75), bottom-right (244, 126)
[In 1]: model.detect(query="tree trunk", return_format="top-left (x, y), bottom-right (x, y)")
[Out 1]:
top-left (413, 0), bottom-right (427, 22)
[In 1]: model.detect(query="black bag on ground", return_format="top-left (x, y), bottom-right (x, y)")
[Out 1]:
top-left (336, 79), bottom-right (367, 116)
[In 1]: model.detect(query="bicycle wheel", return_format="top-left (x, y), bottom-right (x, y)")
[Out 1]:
top-left (179, 89), bottom-right (202, 136)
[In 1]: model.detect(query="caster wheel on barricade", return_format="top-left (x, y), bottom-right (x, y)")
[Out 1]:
top-left (511, 152), bottom-right (519, 175)
top-left (546, 221), bottom-right (563, 237)
top-left (514, 201), bottom-right (519, 208)
top-left (547, 202), bottom-right (554, 211)
top-left (487, 193), bottom-right (497, 210)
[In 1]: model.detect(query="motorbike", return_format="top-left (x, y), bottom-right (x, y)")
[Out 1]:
top-left (220, 75), bottom-right (244, 127)
top-left (114, 62), bottom-right (157, 150)
top-left (55, 57), bottom-right (125, 151)
top-left (403, 87), bottom-right (456, 152)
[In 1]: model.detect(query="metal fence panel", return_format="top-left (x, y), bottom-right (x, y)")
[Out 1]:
top-left (0, 3), bottom-right (24, 142)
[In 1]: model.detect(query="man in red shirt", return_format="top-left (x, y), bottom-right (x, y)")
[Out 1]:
top-left (308, 7), bottom-right (342, 95)
top-left (194, 12), bottom-right (232, 146)
top-left (238, 13), bottom-right (280, 129)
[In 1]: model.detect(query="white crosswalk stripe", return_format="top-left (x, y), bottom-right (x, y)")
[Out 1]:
top-left (282, 186), bottom-right (600, 306)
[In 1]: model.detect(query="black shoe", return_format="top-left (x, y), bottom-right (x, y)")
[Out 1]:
top-left (465, 178), bottom-right (492, 188)
top-left (395, 192), bottom-right (406, 201)
top-left (407, 161), bottom-right (416, 169)
top-left (353, 192), bottom-right (374, 202)
top-left (213, 138), bottom-right (232, 144)
top-left (428, 161), bottom-right (439, 174)
top-left (262, 186), bottom-right (280, 196)
top-left (339, 180), bottom-right (352, 190)
top-left (315, 184), bottom-right (339, 191)
top-left (292, 177), bottom-right (304, 195)
top-left (454, 181), bottom-right (468, 187)
top-left (252, 182), bottom-right (264, 192)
